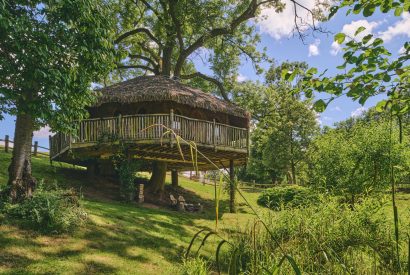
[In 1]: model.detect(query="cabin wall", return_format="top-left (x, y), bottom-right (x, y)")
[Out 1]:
top-left (87, 101), bottom-right (248, 128)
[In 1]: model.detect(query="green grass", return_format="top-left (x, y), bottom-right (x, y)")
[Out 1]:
top-left (1, 149), bottom-right (409, 274)
top-left (0, 150), bottom-right (261, 274)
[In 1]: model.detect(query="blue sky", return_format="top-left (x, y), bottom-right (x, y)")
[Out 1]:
top-left (1, 2), bottom-right (409, 149)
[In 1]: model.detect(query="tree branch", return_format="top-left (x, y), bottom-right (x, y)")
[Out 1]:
top-left (128, 54), bottom-right (159, 70)
top-left (174, 0), bottom-right (271, 76)
top-left (179, 72), bottom-right (229, 101)
top-left (169, 0), bottom-right (184, 49)
top-left (116, 64), bottom-right (156, 74)
top-left (115, 28), bottom-right (162, 46)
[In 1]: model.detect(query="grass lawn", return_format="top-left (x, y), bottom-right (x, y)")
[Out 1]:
top-left (0, 150), bottom-right (261, 274)
top-left (1, 149), bottom-right (409, 274)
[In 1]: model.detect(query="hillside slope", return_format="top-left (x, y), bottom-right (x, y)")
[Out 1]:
top-left (0, 150), bottom-right (259, 274)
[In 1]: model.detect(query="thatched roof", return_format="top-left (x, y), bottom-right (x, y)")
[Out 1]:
top-left (94, 76), bottom-right (248, 118)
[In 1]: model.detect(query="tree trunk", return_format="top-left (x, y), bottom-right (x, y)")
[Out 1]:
top-left (171, 169), bottom-right (178, 187)
top-left (8, 113), bottom-right (37, 202)
top-left (229, 160), bottom-right (236, 213)
top-left (291, 158), bottom-right (296, 185)
top-left (149, 161), bottom-right (167, 194)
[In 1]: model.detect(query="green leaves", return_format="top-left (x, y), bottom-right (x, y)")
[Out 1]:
top-left (355, 26), bottom-right (366, 36)
top-left (334, 33), bottom-right (346, 44)
top-left (313, 99), bottom-right (327, 112)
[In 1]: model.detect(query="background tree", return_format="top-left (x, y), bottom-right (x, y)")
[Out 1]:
top-left (0, 0), bottom-right (115, 202)
top-left (234, 62), bottom-right (319, 184)
top-left (307, 111), bottom-right (409, 206)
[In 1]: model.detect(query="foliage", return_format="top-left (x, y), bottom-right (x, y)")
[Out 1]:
top-left (179, 257), bottom-right (210, 275)
top-left (1, 181), bottom-right (87, 234)
top-left (257, 185), bottom-right (319, 210)
top-left (221, 196), bottom-right (408, 274)
top-left (108, 0), bottom-right (328, 99)
top-left (111, 151), bottom-right (143, 202)
top-left (234, 62), bottom-right (318, 184)
top-left (294, 1), bottom-right (410, 115)
top-left (0, 0), bottom-right (115, 131)
top-left (307, 114), bottom-right (409, 204)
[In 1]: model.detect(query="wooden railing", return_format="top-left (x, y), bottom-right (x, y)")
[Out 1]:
top-left (50, 112), bottom-right (249, 159)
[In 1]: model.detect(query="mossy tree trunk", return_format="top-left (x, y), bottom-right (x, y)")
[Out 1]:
top-left (8, 113), bottom-right (37, 202)
top-left (149, 161), bottom-right (167, 195)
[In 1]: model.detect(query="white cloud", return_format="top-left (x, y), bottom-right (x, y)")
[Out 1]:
top-left (332, 106), bottom-right (342, 112)
top-left (33, 126), bottom-right (52, 138)
top-left (237, 73), bottom-right (248, 82)
top-left (308, 39), bottom-right (320, 56)
top-left (330, 20), bottom-right (382, 55)
top-left (379, 12), bottom-right (410, 42)
top-left (258, 0), bottom-right (316, 40)
top-left (351, 107), bottom-right (367, 118)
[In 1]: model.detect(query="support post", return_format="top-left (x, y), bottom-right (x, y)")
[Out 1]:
top-left (229, 159), bottom-right (236, 213)
top-left (171, 169), bottom-right (178, 187)
top-left (4, 135), bottom-right (9, 153)
top-left (33, 141), bottom-right (38, 157)
top-left (169, 109), bottom-right (174, 148)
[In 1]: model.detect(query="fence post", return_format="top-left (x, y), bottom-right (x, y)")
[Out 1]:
top-left (5, 135), bottom-right (9, 153)
top-left (33, 141), bottom-right (38, 156)
top-left (169, 109), bottom-right (174, 148)
top-left (49, 135), bottom-right (53, 166)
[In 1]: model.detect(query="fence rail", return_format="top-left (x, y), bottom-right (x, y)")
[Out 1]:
top-left (50, 111), bottom-right (249, 159)
top-left (1, 135), bottom-right (49, 157)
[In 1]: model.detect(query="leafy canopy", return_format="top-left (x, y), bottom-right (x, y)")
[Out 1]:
top-left (110, 0), bottom-right (327, 100)
top-left (0, 0), bottom-right (116, 131)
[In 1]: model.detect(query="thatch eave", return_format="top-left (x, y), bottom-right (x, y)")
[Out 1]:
top-left (93, 76), bottom-right (249, 118)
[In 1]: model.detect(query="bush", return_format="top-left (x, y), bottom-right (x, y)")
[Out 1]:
top-left (257, 185), bottom-right (319, 210)
top-left (1, 182), bottom-right (87, 234)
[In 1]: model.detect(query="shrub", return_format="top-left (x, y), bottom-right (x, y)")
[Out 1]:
top-left (1, 182), bottom-right (87, 234)
top-left (257, 185), bottom-right (319, 210)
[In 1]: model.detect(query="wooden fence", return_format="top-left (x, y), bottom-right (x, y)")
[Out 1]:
top-left (0, 135), bottom-right (49, 157)
top-left (50, 111), bottom-right (249, 159)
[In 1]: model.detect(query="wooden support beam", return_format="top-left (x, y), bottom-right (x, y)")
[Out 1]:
top-left (229, 159), bottom-right (236, 213)
top-left (171, 169), bottom-right (178, 187)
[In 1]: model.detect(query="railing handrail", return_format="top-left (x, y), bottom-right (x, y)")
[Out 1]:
top-left (66, 113), bottom-right (247, 131)
top-left (50, 112), bottom-right (249, 160)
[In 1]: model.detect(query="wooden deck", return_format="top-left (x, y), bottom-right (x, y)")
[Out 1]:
top-left (50, 113), bottom-right (249, 170)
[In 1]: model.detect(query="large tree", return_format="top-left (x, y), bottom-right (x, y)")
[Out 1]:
top-left (0, 0), bottom-right (115, 202)
top-left (110, 0), bottom-right (325, 195)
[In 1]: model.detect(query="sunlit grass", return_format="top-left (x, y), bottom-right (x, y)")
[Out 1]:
top-left (0, 150), bottom-right (264, 274)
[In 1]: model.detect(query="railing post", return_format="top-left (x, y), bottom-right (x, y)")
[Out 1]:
top-left (33, 141), bottom-right (38, 156)
top-left (4, 135), bottom-right (9, 153)
top-left (170, 109), bottom-right (174, 148)
top-left (117, 114), bottom-right (122, 139)
top-left (212, 119), bottom-right (216, 152)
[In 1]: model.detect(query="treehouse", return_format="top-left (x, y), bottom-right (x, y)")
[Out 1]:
top-left (49, 76), bottom-right (249, 186)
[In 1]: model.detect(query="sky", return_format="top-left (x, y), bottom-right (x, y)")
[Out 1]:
top-left (1, 1), bottom-right (409, 150)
